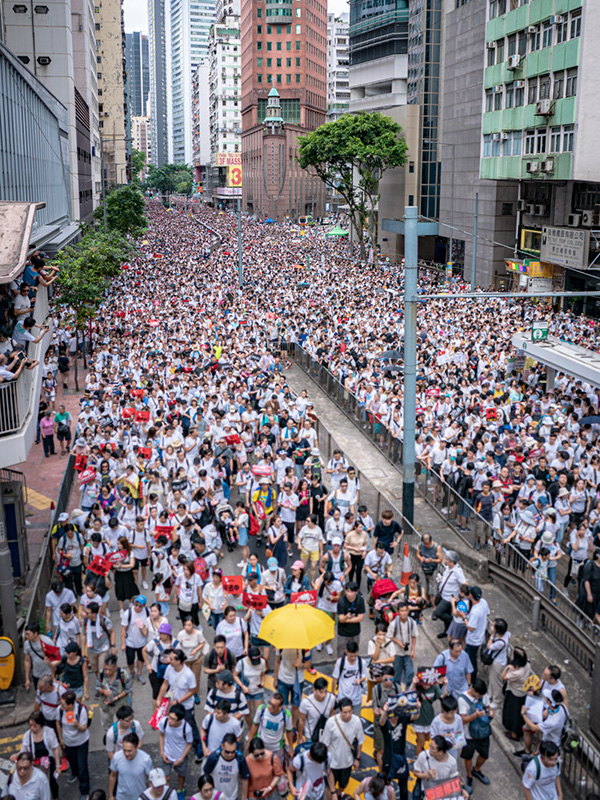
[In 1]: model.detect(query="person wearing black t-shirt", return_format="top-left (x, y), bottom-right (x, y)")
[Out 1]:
top-left (203, 635), bottom-right (237, 690)
top-left (336, 582), bottom-right (365, 657)
top-left (373, 510), bottom-right (403, 555)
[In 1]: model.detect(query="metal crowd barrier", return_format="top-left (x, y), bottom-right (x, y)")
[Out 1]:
top-left (291, 345), bottom-right (600, 674)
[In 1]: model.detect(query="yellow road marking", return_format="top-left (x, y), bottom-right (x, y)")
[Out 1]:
top-left (27, 488), bottom-right (54, 510)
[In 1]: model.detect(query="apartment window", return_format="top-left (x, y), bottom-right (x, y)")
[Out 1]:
top-left (287, 24), bottom-right (291, 33)
top-left (505, 84), bottom-right (514, 108)
top-left (286, 58), bottom-right (291, 66)
top-left (492, 137), bottom-right (501, 157)
top-left (498, 0), bottom-right (506, 10)
top-left (563, 124), bottom-right (574, 152)
top-left (542, 21), bottom-right (552, 48)
top-left (267, 73), bottom-right (272, 83)
top-left (525, 129), bottom-right (535, 155)
top-left (267, 57), bottom-right (272, 66)
top-left (267, 41), bottom-right (271, 50)
top-left (98, 89), bottom-right (102, 96)
top-left (539, 74), bottom-right (550, 100)
top-left (549, 126), bottom-right (561, 153)
top-left (97, 71), bottom-right (102, 79)
top-left (277, 25), bottom-right (281, 33)
top-left (570, 9), bottom-right (581, 39)
top-left (553, 72), bottom-right (563, 99)
top-left (257, 73), bottom-right (262, 82)
top-left (497, 39), bottom-right (504, 62)
top-left (296, 7), bottom-right (300, 15)
top-left (528, 80), bottom-right (537, 105)
top-left (507, 33), bottom-right (516, 57)
top-left (277, 74), bottom-right (281, 83)
top-left (267, 25), bottom-right (271, 33)
top-left (483, 134), bottom-right (492, 157)
top-left (276, 57), bottom-right (281, 66)
top-left (536, 129), bottom-right (546, 154)
top-left (295, 41), bottom-right (300, 50)
top-left (295, 57), bottom-right (300, 66)
top-left (565, 68), bottom-right (577, 97)
top-left (487, 47), bottom-right (495, 67)
top-left (295, 73), bottom-right (300, 82)
top-left (529, 26), bottom-right (540, 52)
top-left (97, 55), bottom-right (102, 64)
top-left (286, 41), bottom-right (291, 50)
top-left (502, 134), bottom-right (512, 156)
top-left (257, 24), bottom-right (262, 33)
top-left (257, 57), bottom-right (262, 66)
top-left (518, 31), bottom-right (527, 56)
top-left (286, 73), bottom-right (291, 83)
top-left (257, 41), bottom-right (262, 49)
top-left (494, 90), bottom-right (502, 110)
top-left (295, 24), bottom-right (301, 33)
top-left (513, 130), bottom-right (522, 155)
top-left (95, 22), bottom-right (100, 29)
top-left (257, 8), bottom-right (261, 16)
top-left (277, 41), bottom-right (281, 50)
top-left (489, 0), bottom-right (497, 18)
top-left (556, 17), bottom-right (568, 43)
top-left (485, 89), bottom-right (493, 112)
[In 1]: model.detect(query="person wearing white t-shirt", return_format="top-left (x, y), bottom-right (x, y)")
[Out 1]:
top-left (320, 699), bottom-right (364, 795)
top-left (521, 740), bottom-right (562, 800)
top-left (121, 596), bottom-right (151, 684)
top-left (105, 704), bottom-right (144, 761)
top-left (57, 691), bottom-right (90, 798)
top-left (288, 741), bottom-right (335, 800)
top-left (430, 695), bottom-right (466, 761)
top-left (201, 699), bottom-right (243, 755)
top-left (216, 607), bottom-right (249, 658)
top-left (332, 642), bottom-right (367, 712)
top-left (157, 650), bottom-right (201, 759)
top-left (463, 586), bottom-right (490, 682)
top-left (109, 732), bottom-right (153, 800)
top-left (158, 703), bottom-right (194, 794)
top-left (298, 678), bottom-right (335, 743)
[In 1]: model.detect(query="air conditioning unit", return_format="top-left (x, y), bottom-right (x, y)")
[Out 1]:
top-left (526, 162), bottom-right (539, 174)
top-left (536, 99), bottom-right (553, 115)
top-left (517, 199), bottom-right (528, 211)
top-left (568, 213), bottom-right (581, 227)
top-left (541, 159), bottom-right (554, 173)
top-left (553, 15), bottom-right (564, 24)
top-left (493, 85), bottom-right (502, 93)
top-left (507, 55), bottom-right (521, 70)
top-left (581, 210), bottom-right (594, 226)
top-left (492, 133), bottom-right (502, 140)
top-left (501, 132), bottom-right (509, 140)
top-left (526, 204), bottom-right (536, 214)
top-left (514, 80), bottom-right (525, 88)
top-left (527, 25), bottom-right (538, 34)
top-left (590, 239), bottom-right (600, 251)
top-left (535, 204), bottom-right (547, 216)
top-left (487, 41), bottom-right (496, 49)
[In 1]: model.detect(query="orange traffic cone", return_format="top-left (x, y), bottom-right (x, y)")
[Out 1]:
top-left (400, 542), bottom-right (412, 586)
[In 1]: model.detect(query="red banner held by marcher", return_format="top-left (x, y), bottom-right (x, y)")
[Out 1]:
top-left (242, 592), bottom-right (269, 610)
top-left (223, 575), bottom-right (244, 595)
top-left (291, 590), bottom-right (317, 606)
top-left (88, 556), bottom-right (112, 577)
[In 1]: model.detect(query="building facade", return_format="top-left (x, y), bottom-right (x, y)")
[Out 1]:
top-left (148, 0), bottom-right (168, 165)
top-left (96, 0), bottom-right (129, 185)
top-left (326, 12), bottom-right (349, 122)
top-left (126, 32), bottom-right (150, 118)
top-left (240, 0), bottom-right (328, 219)
top-left (192, 61), bottom-right (211, 178)
top-left (207, 18), bottom-right (242, 205)
top-left (131, 116), bottom-right (152, 174)
top-left (479, 0), bottom-right (597, 299)
top-left (168, 0), bottom-right (216, 164)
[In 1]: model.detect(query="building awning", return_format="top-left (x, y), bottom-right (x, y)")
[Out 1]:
top-left (0, 202), bottom-right (45, 283)
top-left (512, 332), bottom-right (600, 388)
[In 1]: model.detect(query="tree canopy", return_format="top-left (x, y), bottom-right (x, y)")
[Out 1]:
top-left (94, 184), bottom-right (147, 236)
top-left (297, 112), bottom-right (408, 257)
top-left (144, 163), bottom-right (194, 197)
top-left (131, 148), bottom-right (146, 183)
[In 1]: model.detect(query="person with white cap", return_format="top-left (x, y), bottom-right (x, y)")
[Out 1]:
top-left (137, 767), bottom-right (176, 800)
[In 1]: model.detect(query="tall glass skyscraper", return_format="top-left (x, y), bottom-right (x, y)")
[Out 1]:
top-left (126, 32), bottom-right (150, 118)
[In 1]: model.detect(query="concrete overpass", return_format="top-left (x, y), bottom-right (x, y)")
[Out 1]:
top-left (512, 332), bottom-right (600, 389)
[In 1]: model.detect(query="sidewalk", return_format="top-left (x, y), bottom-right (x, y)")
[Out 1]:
top-left (12, 360), bottom-right (83, 569)
top-left (285, 363), bottom-right (594, 750)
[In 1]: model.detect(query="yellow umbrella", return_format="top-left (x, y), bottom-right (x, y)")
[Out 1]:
top-left (258, 603), bottom-right (335, 650)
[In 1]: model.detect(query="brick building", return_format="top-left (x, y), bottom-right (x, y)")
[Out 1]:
top-left (240, 0), bottom-right (327, 219)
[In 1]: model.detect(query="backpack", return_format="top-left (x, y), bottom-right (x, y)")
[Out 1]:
top-left (140, 789), bottom-right (176, 800)
top-left (325, 547), bottom-right (345, 575)
top-left (126, 606), bottom-right (150, 630)
top-left (249, 514), bottom-right (260, 536)
top-left (480, 636), bottom-right (506, 666)
top-left (99, 667), bottom-right (130, 704)
top-left (459, 693), bottom-right (491, 739)
top-left (337, 653), bottom-right (364, 684)
top-left (194, 555), bottom-right (210, 581)
top-left (103, 720), bottom-right (136, 747)
top-left (155, 637), bottom-right (179, 680)
top-left (60, 701), bottom-right (92, 729)
top-left (257, 702), bottom-right (287, 746)
top-left (371, 578), bottom-right (397, 599)
top-left (560, 705), bottom-right (579, 751)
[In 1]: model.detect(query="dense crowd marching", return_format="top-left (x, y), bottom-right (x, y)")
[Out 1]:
top-left (5, 200), bottom-right (600, 800)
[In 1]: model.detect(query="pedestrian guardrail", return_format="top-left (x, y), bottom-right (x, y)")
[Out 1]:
top-left (290, 345), bottom-right (600, 674)
top-left (22, 454), bottom-right (75, 636)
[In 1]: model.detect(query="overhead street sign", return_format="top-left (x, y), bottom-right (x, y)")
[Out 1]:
top-left (532, 321), bottom-right (549, 341)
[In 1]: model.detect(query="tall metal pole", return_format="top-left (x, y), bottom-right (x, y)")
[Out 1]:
top-left (471, 192), bottom-right (479, 291)
top-left (100, 137), bottom-right (107, 234)
top-left (237, 196), bottom-right (243, 288)
top-left (0, 506), bottom-right (21, 680)
top-left (402, 205), bottom-right (418, 525)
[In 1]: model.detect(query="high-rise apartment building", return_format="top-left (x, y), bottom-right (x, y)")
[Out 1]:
top-left (207, 17), bottom-right (241, 205)
top-left (148, 0), bottom-right (168, 165)
top-left (132, 116), bottom-right (152, 174)
top-left (240, 0), bottom-right (328, 219)
top-left (96, 0), bottom-right (129, 185)
top-left (326, 12), bottom-right (349, 122)
top-left (167, 0), bottom-right (215, 164)
top-left (126, 32), bottom-right (150, 118)
top-left (192, 61), bottom-right (211, 177)
top-left (477, 0), bottom-right (597, 295)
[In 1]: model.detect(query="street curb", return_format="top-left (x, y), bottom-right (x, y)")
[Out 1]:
top-left (0, 687), bottom-right (35, 731)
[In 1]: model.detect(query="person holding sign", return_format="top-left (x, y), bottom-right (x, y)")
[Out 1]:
top-left (413, 735), bottom-right (468, 800)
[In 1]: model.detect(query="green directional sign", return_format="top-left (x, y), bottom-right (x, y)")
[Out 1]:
top-left (532, 321), bottom-right (549, 342)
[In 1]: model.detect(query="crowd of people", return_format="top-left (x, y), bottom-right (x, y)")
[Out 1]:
top-left (5, 200), bottom-right (597, 800)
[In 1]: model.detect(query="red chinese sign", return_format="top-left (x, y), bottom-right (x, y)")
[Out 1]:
top-left (242, 592), bottom-right (269, 610)
top-left (291, 590), bottom-right (317, 606)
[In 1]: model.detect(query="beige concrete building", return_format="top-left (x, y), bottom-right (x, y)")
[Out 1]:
top-left (95, 0), bottom-right (129, 185)
top-left (132, 116), bottom-right (152, 177)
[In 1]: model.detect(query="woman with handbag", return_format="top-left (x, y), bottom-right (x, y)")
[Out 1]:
top-left (501, 647), bottom-right (533, 741)
top-left (246, 737), bottom-right (285, 800)
top-left (266, 514), bottom-right (288, 568)
top-left (12, 711), bottom-right (61, 800)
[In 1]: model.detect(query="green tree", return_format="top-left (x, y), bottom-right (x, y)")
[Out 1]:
top-left (144, 163), bottom-right (194, 197)
top-left (95, 185), bottom-right (147, 236)
top-left (297, 112), bottom-right (409, 258)
top-left (131, 148), bottom-right (146, 183)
